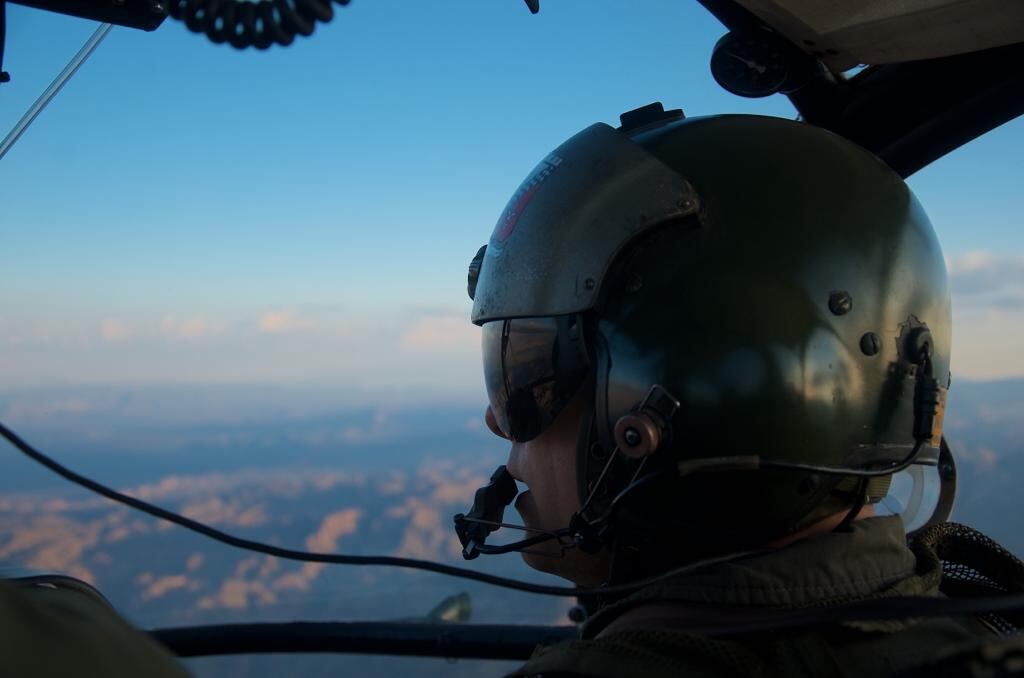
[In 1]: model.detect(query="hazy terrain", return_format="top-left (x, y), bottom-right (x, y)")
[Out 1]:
top-left (0, 379), bottom-right (1021, 676)
top-left (0, 385), bottom-right (564, 676)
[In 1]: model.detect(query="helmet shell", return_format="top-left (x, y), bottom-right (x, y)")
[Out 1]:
top-left (598, 115), bottom-right (950, 544)
top-left (478, 112), bottom-right (952, 550)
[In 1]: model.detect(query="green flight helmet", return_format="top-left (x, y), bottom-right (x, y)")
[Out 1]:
top-left (468, 104), bottom-right (951, 568)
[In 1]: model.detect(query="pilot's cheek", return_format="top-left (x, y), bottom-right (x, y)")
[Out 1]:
top-left (506, 444), bottom-right (527, 486)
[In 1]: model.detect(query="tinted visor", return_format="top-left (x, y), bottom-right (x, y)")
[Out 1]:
top-left (482, 315), bottom-right (590, 443)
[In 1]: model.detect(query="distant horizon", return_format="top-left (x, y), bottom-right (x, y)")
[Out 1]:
top-left (0, 374), bottom-right (1018, 446)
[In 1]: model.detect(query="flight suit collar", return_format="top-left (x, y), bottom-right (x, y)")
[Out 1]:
top-left (583, 516), bottom-right (942, 638)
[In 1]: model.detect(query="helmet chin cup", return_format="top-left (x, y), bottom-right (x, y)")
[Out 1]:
top-left (614, 413), bottom-right (662, 459)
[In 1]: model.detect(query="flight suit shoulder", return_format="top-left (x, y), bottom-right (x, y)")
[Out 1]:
top-left (0, 578), bottom-right (190, 677)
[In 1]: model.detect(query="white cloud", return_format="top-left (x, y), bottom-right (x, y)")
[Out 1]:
top-left (99, 319), bottom-right (132, 342)
top-left (258, 310), bottom-right (316, 335)
top-left (952, 306), bottom-right (1024, 379)
top-left (1, 397), bottom-right (94, 424)
top-left (100, 316), bottom-right (225, 343)
top-left (948, 251), bottom-right (1024, 300)
top-left (160, 316), bottom-right (224, 340)
top-left (943, 251), bottom-right (1024, 377)
top-left (399, 313), bottom-right (478, 353)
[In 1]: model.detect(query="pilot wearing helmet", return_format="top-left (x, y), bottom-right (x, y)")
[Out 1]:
top-left (458, 103), bottom-right (1023, 677)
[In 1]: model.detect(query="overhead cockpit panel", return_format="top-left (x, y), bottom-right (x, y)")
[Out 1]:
top-left (734, 0), bottom-right (1024, 70)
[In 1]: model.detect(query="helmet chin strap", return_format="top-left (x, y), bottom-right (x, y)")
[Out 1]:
top-left (452, 385), bottom-right (682, 561)
top-left (451, 409), bottom-right (627, 559)
top-left (450, 436), bottom-right (661, 561)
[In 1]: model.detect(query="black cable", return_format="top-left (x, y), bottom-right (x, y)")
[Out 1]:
top-left (759, 439), bottom-right (926, 477)
top-left (167, 0), bottom-right (542, 50)
top-left (833, 477), bottom-right (869, 533)
top-left (0, 0), bottom-right (10, 84)
top-left (0, 420), bottom-right (765, 598)
top-left (166, 0), bottom-right (350, 50)
top-left (596, 441), bottom-right (929, 529)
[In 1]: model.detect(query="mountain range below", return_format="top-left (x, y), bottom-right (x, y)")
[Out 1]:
top-left (0, 379), bottom-right (1021, 677)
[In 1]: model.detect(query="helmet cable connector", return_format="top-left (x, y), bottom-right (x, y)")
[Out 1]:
top-left (907, 328), bottom-right (941, 445)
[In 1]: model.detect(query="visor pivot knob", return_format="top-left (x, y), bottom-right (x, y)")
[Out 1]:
top-left (615, 413), bottom-right (661, 458)
top-left (467, 245), bottom-right (487, 301)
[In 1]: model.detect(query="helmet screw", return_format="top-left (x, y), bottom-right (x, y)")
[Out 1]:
top-left (828, 291), bottom-right (853, 316)
top-left (625, 273), bottom-right (643, 294)
top-left (567, 605), bottom-right (587, 623)
top-left (584, 278), bottom-right (596, 291)
top-left (624, 427), bottom-right (642, 447)
top-left (860, 332), bottom-right (882, 356)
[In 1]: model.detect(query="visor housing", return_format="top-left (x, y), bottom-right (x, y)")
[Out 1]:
top-left (471, 121), bottom-right (701, 325)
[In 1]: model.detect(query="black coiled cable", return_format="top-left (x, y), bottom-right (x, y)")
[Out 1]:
top-left (167, 0), bottom-right (349, 49)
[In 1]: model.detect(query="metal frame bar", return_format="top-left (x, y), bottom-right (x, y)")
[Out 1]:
top-left (151, 622), bottom-right (576, 660)
top-left (8, 0), bottom-right (165, 31)
top-left (149, 591), bottom-right (1024, 660)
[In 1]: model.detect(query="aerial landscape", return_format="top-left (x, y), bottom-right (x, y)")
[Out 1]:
top-left (0, 378), bottom-right (1021, 675)
top-left (0, 386), bottom-right (566, 676)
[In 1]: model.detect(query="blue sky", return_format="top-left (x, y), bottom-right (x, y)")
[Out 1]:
top-left (1, 0), bottom-right (1022, 394)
